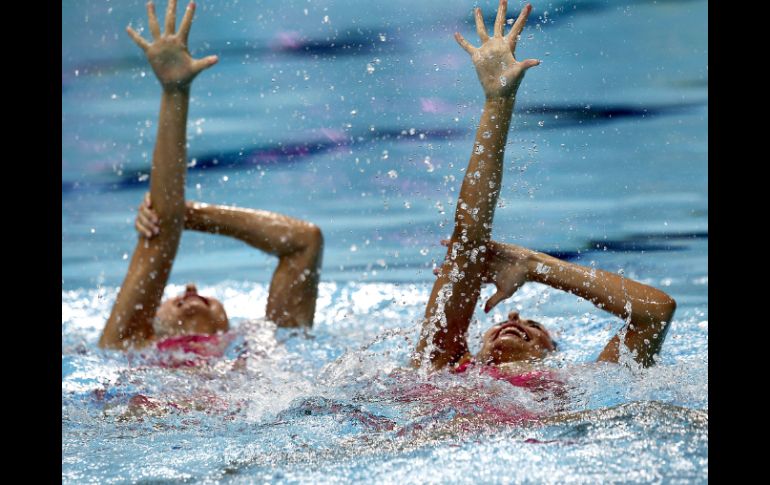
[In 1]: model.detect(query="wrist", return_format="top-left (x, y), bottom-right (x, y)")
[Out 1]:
top-left (161, 84), bottom-right (191, 97)
top-left (484, 95), bottom-right (516, 110)
top-left (525, 250), bottom-right (548, 282)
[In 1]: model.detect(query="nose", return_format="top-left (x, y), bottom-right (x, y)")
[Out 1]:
top-left (508, 311), bottom-right (520, 322)
top-left (185, 283), bottom-right (198, 294)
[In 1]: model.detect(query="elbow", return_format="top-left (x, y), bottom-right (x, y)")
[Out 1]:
top-left (644, 289), bottom-right (676, 326)
top-left (647, 295), bottom-right (676, 337)
top-left (661, 295), bottom-right (677, 323)
top-left (302, 224), bottom-right (324, 263)
top-left (307, 224), bottom-right (324, 251)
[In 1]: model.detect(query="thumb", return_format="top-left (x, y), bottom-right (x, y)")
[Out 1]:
top-left (518, 58), bottom-right (540, 71)
top-left (484, 290), bottom-right (509, 313)
top-left (192, 55), bottom-right (219, 73)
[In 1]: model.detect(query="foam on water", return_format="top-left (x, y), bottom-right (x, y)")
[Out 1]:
top-left (63, 281), bottom-right (707, 484)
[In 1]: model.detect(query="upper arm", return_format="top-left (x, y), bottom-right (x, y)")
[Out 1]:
top-left (99, 234), bottom-right (183, 349)
top-left (597, 296), bottom-right (676, 367)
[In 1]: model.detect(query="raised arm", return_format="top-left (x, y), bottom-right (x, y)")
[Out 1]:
top-left (414, 1), bottom-right (539, 369)
top-left (99, 1), bottom-right (218, 349)
top-left (136, 196), bottom-right (323, 327)
top-left (484, 241), bottom-right (676, 367)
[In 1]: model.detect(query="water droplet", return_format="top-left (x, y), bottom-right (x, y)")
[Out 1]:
top-left (366, 63), bottom-right (375, 74)
top-left (122, 253), bottom-right (128, 260)
top-left (379, 33), bottom-right (387, 42)
top-left (222, 176), bottom-right (229, 182)
top-left (90, 228), bottom-right (96, 234)
top-left (482, 131), bottom-right (491, 139)
top-left (419, 248), bottom-right (429, 256)
top-left (322, 15), bottom-right (330, 24)
top-left (499, 76), bottom-right (507, 87)
top-left (474, 143), bottom-right (485, 155)
top-left (350, 244), bottom-right (358, 252)
top-left (404, 201), bottom-right (411, 209)
top-left (423, 156), bottom-right (434, 173)
top-left (387, 170), bottom-right (398, 179)
top-left (382, 150), bottom-right (389, 160)
top-left (538, 120), bottom-right (545, 127)
top-left (350, 109), bottom-right (357, 116)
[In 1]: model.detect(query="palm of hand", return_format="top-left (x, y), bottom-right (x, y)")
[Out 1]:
top-left (454, 1), bottom-right (539, 100)
top-left (146, 37), bottom-right (198, 89)
top-left (472, 37), bottom-right (523, 99)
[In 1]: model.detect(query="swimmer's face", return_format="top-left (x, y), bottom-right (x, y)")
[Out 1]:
top-left (155, 283), bottom-right (228, 338)
top-left (476, 311), bottom-right (556, 365)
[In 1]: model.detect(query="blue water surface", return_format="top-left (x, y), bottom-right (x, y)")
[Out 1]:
top-left (62, 0), bottom-right (707, 483)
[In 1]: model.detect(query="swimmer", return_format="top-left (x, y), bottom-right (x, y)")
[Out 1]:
top-left (414, 1), bottom-right (676, 373)
top-left (99, 0), bottom-right (323, 351)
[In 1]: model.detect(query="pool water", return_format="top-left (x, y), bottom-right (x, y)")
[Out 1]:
top-left (62, 0), bottom-right (707, 482)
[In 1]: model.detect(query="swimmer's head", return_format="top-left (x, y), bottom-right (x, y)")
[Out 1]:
top-left (154, 283), bottom-right (229, 338)
top-left (476, 311), bottom-right (556, 365)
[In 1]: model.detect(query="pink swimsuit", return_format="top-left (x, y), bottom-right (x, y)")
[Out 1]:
top-left (154, 333), bottom-right (230, 368)
top-left (453, 361), bottom-right (565, 395)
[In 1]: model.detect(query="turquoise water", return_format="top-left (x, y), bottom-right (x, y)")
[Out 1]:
top-left (62, 0), bottom-right (707, 483)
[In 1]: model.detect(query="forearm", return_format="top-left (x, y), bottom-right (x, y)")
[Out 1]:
top-left (151, 89), bottom-right (189, 227)
top-left (519, 247), bottom-right (676, 324)
top-left (492, 241), bottom-right (676, 366)
top-left (452, 97), bottom-right (515, 244)
top-left (184, 202), bottom-right (321, 258)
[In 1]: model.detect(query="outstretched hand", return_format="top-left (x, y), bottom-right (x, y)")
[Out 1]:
top-left (454, 1), bottom-right (539, 99)
top-left (126, 1), bottom-right (218, 90)
top-left (434, 239), bottom-right (531, 313)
